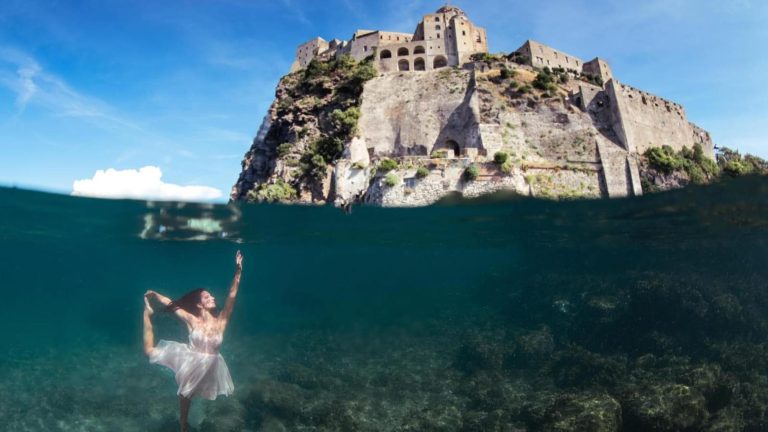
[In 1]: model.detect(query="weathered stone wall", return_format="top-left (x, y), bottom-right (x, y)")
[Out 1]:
top-left (582, 58), bottom-right (613, 84)
top-left (356, 68), bottom-right (481, 158)
top-left (517, 40), bottom-right (584, 72)
top-left (606, 80), bottom-right (697, 155)
top-left (291, 38), bottom-right (329, 73)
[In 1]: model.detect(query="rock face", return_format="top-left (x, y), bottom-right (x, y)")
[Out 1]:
top-left (231, 59), bottom-right (713, 206)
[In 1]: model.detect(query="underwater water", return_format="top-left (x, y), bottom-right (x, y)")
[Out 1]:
top-left (1, 177), bottom-right (768, 432)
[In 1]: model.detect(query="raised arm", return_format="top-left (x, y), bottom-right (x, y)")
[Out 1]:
top-left (219, 250), bottom-right (243, 325)
top-left (145, 290), bottom-right (197, 325)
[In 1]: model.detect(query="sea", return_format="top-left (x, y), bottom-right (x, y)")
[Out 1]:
top-left (1, 176), bottom-right (767, 431)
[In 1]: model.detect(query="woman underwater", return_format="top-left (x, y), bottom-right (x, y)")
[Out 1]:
top-left (143, 250), bottom-right (243, 432)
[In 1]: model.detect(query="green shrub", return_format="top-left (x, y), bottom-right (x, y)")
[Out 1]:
top-left (315, 136), bottom-right (344, 162)
top-left (494, 151), bottom-right (509, 165)
top-left (276, 143), bottom-right (293, 158)
top-left (501, 160), bottom-right (513, 174)
top-left (464, 164), bottom-right (479, 181)
top-left (256, 180), bottom-right (297, 203)
top-left (499, 66), bottom-right (514, 80)
top-left (331, 107), bottom-right (361, 137)
top-left (384, 173), bottom-right (398, 187)
top-left (299, 147), bottom-right (327, 181)
top-left (416, 166), bottom-right (430, 178)
top-left (379, 158), bottom-right (399, 172)
top-left (645, 145), bottom-right (683, 174)
top-left (351, 161), bottom-right (367, 170)
top-left (431, 150), bottom-right (448, 158)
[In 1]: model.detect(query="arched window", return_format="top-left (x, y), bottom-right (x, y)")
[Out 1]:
top-left (436, 25), bottom-right (441, 30)
top-left (433, 56), bottom-right (447, 69)
top-left (414, 46), bottom-right (425, 54)
top-left (414, 57), bottom-right (425, 71)
top-left (380, 50), bottom-right (392, 59)
top-left (397, 47), bottom-right (409, 56)
top-left (398, 59), bottom-right (410, 71)
top-left (434, 17), bottom-right (440, 22)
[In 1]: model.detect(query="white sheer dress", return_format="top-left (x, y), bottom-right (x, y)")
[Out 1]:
top-left (149, 328), bottom-right (234, 400)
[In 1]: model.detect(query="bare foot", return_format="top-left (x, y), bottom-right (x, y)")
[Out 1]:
top-left (144, 296), bottom-right (154, 316)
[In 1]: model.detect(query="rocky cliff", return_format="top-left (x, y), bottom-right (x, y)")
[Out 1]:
top-left (231, 56), bottom-right (712, 206)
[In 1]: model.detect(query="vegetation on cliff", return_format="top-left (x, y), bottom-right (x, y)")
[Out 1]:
top-left (641, 144), bottom-right (767, 193)
top-left (247, 55), bottom-right (377, 202)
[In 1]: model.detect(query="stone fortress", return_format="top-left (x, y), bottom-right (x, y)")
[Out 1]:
top-left (291, 5), bottom-right (488, 73)
top-left (238, 5), bottom-right (715, 203)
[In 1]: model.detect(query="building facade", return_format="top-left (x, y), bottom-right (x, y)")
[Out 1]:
top-left (290, 6), bottom-right (488, 73)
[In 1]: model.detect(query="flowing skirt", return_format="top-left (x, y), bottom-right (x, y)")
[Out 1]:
top-left (149, 340), bottom-right (234, 400)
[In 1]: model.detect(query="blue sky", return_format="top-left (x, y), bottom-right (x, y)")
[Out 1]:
top-left (1, 0), bottom-right (766, 201)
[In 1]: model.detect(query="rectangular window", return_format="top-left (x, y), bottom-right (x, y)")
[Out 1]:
top-left (364, 46), bottom-right (368, 52)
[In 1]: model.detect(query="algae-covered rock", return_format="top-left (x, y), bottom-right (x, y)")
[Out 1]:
top-left (507, 327), bottom-right (555, 368)
top-left (244, 379), bottom-right (308, 426)
top-left (550, 346), bottom-right (626, 389)
top-left (521, 392), bottom-right (621, 432)
top-left (455, 336), bottom-right (508, 374)
top-left (623, 383), bottom-right (708, 431)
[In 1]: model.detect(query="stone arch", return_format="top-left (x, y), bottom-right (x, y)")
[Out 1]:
top-left (398, 59), bottom-right (410, 71)
top-left (380, 49), bottom-right (392, 59)
top-left (397, 47), bottom-right (409, 56)
top-left (414, 57), bottom-right (425, 71)
top-left (445, 139), bottom-right (461, 157)
top-left (414, 46), bottom-right (425, 54)
top-left (433, 55), bottom-right (448, 69)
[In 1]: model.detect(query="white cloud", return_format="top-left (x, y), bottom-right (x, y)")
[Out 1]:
top-left (72, 166), bottom-right (223, 202)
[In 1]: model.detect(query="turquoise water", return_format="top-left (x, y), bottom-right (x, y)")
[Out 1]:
top-left (1, 177), bottom-right (768, 431)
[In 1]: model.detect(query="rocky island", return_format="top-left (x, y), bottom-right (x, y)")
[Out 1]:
top-left (230, 6), bottom-right (747, 206)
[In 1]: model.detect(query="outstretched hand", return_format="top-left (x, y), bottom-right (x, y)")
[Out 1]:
top-left (144, 295), bottom-right (154, 316)
top-left (235, 250), bottom-right (243, 272)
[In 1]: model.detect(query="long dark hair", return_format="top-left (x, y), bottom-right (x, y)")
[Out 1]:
top-left (166, 288), bottom-right (205, 317)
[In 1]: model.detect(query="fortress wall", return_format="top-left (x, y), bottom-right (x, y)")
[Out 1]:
top-left (582, 58), bottom-right (613, 84)
top-left (606, 80), bottom-right (695, 155)
top-left (292, 38), bottom-right (329, 72)
top-left (577, 84), bottom-right (603, 111)
top-left (518, 40), bottom-right (584, 72)
top-left (348, 32), bottom-right (381, 61)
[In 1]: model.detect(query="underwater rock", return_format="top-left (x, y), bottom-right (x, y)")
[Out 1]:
top-left (506, 327), bottom-right (555, 369)
top-left (455, 336), bottom-right (508, 374)
top-left (399, 405), bottom-right (463, 431)
top-left (199, 397), bottom-right (247, 432)
top-left (307, 398), bottom-right (362, 431)
top-left (244, 379), bottom-right (308, 426)
top-left (520, 392), bottom-right (621, 432)
top-left (622, 383), bottom-right (708, 431)
top-left (550, 346), bottom-right (626, 389)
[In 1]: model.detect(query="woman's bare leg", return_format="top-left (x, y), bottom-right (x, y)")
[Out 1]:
top-left (143, 296), bottom-right (155, 357)
top-left (179, 396), bottom-right (191, 432)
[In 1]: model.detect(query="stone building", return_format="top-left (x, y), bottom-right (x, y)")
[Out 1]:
top-left (277, 5), bottom-right (713, 201)
top-left (290, 5), bottom-right (488, 73)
